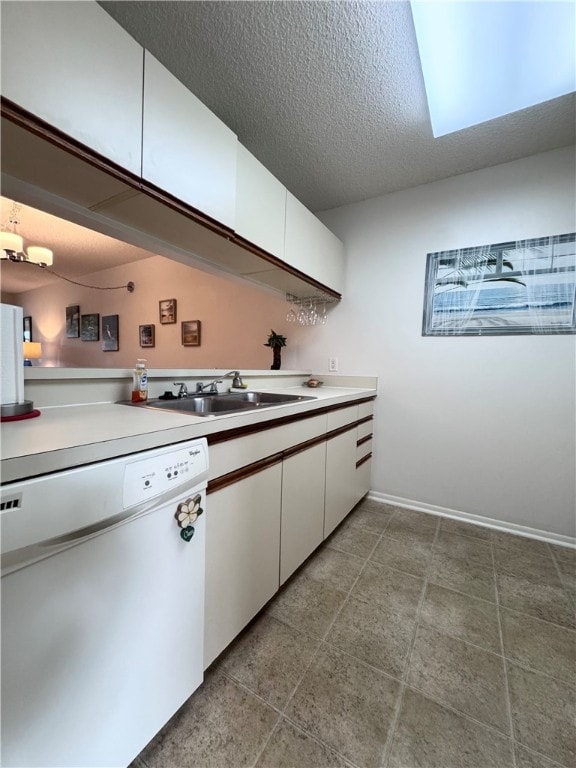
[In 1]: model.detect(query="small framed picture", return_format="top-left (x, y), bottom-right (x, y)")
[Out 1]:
top-left (139, 324), bottom-right (155, 348)
top-left (65, 305), bottom-right (80, 338)
top-left (181, 320), bottom-right (201, 346)
top-left (102, 314), bottom-right (119, 351)
top-left (23, 316), bottom-right (32, 342)
top-left (81, 313), bottom-right (100, 341)
top-left (159, 298), bottom-right (177, 324)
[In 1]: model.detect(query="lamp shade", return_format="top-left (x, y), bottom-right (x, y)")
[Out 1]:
top-left (26, 246), bottom-right (53, 266)
top-left (1, 231), bottom-right (24, 253)
top-left (22, 341), bottom-right (42, 360)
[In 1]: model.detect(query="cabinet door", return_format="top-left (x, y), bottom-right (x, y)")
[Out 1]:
top-left (280, 442), bottom-right (326, 585)
top-left (204, 464), bottom-right (282, 667)
top-left (1, 2), bottom-right (143, 175)
top-left (324, 428), bottom-right (358, 537)
top-left (142, 52), bottom-right (237, 229)
top-left (235, 144), bottom-right (287, 258)
top-left (355, 455), bottom-right (372, 506)
top-left (285, 191), bottom-right (345, 294)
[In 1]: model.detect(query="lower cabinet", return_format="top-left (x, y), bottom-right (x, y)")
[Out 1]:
top-left (204, 399), bottom-right (375, 665)
top-left (204, 462), bottom-right (282, 668)
top-left (280, 441), bottom-right (326, 585)
top-left (324, 427), bottom-right (360, 537)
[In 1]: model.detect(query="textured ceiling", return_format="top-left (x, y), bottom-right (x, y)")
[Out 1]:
top-left (99, 0), bottom-right (575, 213)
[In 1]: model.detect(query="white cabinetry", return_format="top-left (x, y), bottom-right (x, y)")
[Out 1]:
top-left (1, 1), bottom-right (144, 175)
top-left (324, 428), bottom-right (359, 537)
top-left (285, 192), bottom-right (345, 293)
top-left (204, 463), bottom-right (282, 668)
top-left (235, 144), bottom-right (287, 258)
top-left (280, 442), bottom-right (326, 584)
top-left (142, 53), bottom-right (237, 229)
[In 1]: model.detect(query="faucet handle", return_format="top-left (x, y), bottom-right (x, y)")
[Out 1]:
top-left (173, 382), bottom-right (189, 398)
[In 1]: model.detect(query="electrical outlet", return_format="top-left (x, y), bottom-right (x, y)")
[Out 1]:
top-left (329, 357), bottom-right (338, 372)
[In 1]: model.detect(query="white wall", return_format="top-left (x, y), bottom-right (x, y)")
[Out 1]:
top-left (284, 148), bottom-right (576, 538)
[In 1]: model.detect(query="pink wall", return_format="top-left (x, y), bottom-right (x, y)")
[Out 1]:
top-left (16, 256), bottom-right (291, 368)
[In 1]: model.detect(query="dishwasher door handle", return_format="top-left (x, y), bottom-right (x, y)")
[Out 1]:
top-left (2, 487), bottom-right (206, 576)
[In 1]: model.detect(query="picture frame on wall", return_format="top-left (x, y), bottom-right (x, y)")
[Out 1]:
top-left (65, 305), bottom-right (80, 338)
top-left (102, 315), bottom-right (119, 351)
top-left (139, 324), bottom-right (155, 348)
top-left (181, 320), bottom-right (201, 346)
top-left (23, 316), bottom-right (32, 342)
top-left (422, 232), bottom-right (576, 336)
top-left (80, 314), bottom-right (100, 341)
top-left (159, 298), bottom-right (177, 324)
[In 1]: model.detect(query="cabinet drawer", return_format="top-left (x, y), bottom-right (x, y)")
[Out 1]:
top-left (327, 405), bottom-right (358, 431)
top-left (357, 438), bottom-right (372, 462)
top-left (358, 401), bottom-right (375, 420)
top-left (209, 414), bottom-right (327, 479)
top-left (357, 418), bottom-right (373, 441)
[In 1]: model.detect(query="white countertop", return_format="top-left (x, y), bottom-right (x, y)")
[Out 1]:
top-left (1, 386), bottom-right (376, 484)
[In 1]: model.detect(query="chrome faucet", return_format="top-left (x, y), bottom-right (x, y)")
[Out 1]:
top-left (195, 371), bottom-right (244, 394)
top-left (195, 379), bottom-right (222, 394)
top-left (174, 382), bottom-right (190, 398)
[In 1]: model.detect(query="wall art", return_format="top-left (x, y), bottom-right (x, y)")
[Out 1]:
top-left (65, 305), bottom-right (80, 338)
top-left (159, 298), bottom-right (177, 324)
top-left (181, 320), bottom-right (201, 346)
top-left (422, 233), bottom-right (576, 336)
top-left (139, 324), bottom-right (155, 348)
top-left (23, 315), bottom-right (32, 342)
top-left (102, 314), bottom-right (119, 351)
top-left (80, 313), bottom-right (100, 341)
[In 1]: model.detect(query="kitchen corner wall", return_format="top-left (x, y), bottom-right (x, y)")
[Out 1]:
top-left (284, 147), bottom-right (576, 539)
top-left (12, 255), bottom-right (290, 369)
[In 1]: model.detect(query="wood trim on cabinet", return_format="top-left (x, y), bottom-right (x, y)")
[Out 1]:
top-left (207, 397), bottom-right (376, 446)
top-left (356, 453), bottom-right (372, 469)
top-left (282, 433), bottom-right (327, 460)
top-left (357, 415), bottom-right (373, 427)
top-left (208, 406), bottom-right (376, 491)
top-left (229, 230), bottom-right (341, 300)
top-left (1, 99), bottom-right (342, 300)
top-left (207, 453), bottom-right (283, 495)
top-left (1, 97), bottom-right (142, 190)
top-left (326, 421), bottom-right (360, 442)
top-left (357, 434), bottom-right (373, 448)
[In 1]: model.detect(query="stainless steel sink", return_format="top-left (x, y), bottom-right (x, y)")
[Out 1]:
top-left (120, 391), bottom-right (316, 417)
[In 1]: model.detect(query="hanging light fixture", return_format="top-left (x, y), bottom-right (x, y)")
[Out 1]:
top-left (0, 200), bottom-right (134, 292)
top-left (1, 202), bottom-right (53, 266)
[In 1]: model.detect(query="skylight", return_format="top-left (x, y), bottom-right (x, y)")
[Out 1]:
top-left (410, 1), bottom-right (576, 137)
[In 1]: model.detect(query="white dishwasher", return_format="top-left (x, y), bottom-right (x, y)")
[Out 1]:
top-left (1, 438), bottom-right (208, 768)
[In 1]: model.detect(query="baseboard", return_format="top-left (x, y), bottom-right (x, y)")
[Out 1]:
top-left (367, 491), bottom-right (576, 549)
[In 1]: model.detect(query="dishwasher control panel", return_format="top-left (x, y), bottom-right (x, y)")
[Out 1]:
top-left (122, 440), bottom-right (208, 508)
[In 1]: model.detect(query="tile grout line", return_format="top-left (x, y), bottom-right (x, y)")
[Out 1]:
top-left (249, 510), bottom-right (396, 768)
top-left (378, 516), bottom-right (441, 768)
top-left (491, 533), bottom-right (518, 768)
top-left (548, 542), bottom-right (576, 609)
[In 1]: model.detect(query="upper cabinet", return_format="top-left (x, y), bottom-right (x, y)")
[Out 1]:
top-left (142, 53), bottom-right (237, 230)
top-left (285, 192), bottom-right (345, 295)
top-left (0, 1), bottom-right (143, 176)
top-left (235, 144), bottom-right (287, 259)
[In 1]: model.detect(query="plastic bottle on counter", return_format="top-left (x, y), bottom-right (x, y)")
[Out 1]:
top-left (132, 359), bottom-right (148, 403)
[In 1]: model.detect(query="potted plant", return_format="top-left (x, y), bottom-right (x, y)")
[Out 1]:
top-left (264, 329), bottom-right (287, 370)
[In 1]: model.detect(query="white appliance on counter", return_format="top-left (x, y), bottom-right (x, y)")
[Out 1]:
top-left (1, 438), bottom-right (209, 768)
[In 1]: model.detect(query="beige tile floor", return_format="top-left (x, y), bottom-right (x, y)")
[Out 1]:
top-left (132, 499), bottom-right (576, 768)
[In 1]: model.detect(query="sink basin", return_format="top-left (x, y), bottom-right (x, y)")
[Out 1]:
top-left (120, 391), bottom-right (316, 417)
